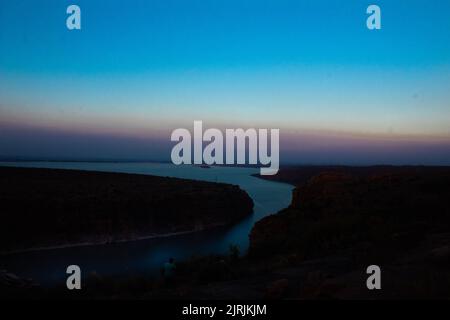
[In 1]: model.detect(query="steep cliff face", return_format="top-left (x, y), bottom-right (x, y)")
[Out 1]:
top-left (0, 167), bottom-right (254, 252)
top-left (250, 169), bottom-right (450, 261)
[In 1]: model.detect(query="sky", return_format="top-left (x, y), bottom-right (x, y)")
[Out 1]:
top-left (1, 0), bottom-right (450, 164)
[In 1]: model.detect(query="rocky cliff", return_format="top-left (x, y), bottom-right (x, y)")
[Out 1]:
top-left (250, 168), bottom-right (450, 262)
top-left (247, 167), bottom-right (450, 298)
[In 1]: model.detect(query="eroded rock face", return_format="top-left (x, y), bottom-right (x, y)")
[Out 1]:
top-left (0, 167), bottom-right (254, 252)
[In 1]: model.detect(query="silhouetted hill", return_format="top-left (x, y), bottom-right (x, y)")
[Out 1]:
top-left (0, 167), bottom-right (253, 253)
top-left (253, 165), bottom-right (450, 186)
top-left (248, 167), bottom-right (450, 298)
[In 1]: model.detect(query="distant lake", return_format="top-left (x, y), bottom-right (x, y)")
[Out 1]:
top-left (0, 162), bottom-right (293, 286)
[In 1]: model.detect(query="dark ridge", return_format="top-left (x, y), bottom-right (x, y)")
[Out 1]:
top-left (0, 167), bottom-right (253, 253)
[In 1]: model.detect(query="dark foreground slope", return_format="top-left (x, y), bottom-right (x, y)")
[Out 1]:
top-left (0, 167), bottom-right (253, 253)
top-left (249, 167), bottom-right (450, 298)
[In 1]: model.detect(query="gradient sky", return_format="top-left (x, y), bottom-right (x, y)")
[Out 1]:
top-left (1, 0), bottom-right (450, 164)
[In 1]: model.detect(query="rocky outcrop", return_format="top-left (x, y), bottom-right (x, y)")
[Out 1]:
top-left (0, 167), bottom-right (253, 253)
top-left (250, 168), bottom-right (450, 262)
top-left (247, 167), bottom-right (450, 298)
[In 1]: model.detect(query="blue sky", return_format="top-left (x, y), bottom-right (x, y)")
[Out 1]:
top-left (1, 0), bottom-right (450, 163)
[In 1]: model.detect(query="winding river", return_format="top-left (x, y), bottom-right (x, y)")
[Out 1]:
top-left (0, 162), bottom-right (293, 286)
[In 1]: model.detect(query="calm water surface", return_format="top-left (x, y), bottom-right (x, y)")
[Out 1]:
top-left (0, 162), bottom-right (293, 286)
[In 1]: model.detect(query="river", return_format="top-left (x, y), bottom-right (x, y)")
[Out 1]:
top-left (0, 162), bottom-right (293, 286)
